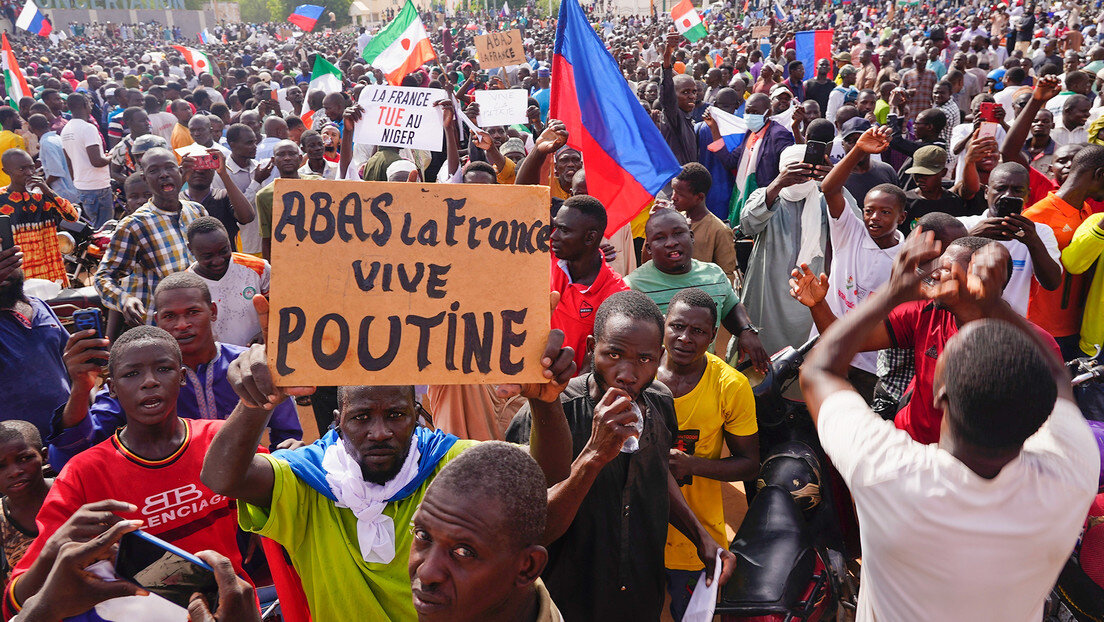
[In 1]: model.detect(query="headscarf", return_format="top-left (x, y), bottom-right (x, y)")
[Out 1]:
top-left (777, 144), bottom-right (826, 266)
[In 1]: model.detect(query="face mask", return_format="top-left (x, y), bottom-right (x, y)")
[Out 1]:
top-left (745, 113), bottom-right (766, 132)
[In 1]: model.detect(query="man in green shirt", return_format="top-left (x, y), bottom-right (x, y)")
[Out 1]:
top-left (202, 316), bottom-right (579, 622)
top-left (625, 208), bottom-right (768, 372)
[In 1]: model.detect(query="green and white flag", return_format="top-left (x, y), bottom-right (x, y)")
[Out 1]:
top-left (672, 0), bottom-right (707, 42)
top-left (361, 0), bottom-right (436, 85)
top-left (308, 55), bottom-right (343, 95)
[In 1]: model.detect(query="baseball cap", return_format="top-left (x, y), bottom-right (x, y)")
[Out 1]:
top-left (834, 51), bottom-right (852, 63)
top-left (904, 145), bottom-right (949, 175)
top-left (839, 64), bottom-right (858, 77)
top-left (841, 117), bottom-right (872, 139)
top-left (770, 83), bottom-right (793, 97)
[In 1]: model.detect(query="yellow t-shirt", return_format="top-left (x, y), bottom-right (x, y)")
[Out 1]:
top-left (665, 352), bottom-right (757, 570)
top-left (0, 131), bottom-right (26, 186)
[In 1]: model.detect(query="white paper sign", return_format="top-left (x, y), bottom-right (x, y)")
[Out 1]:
top-left (681, 549), bottom-right (723, 622)
top-left (353, 85), bottom-right (447, 152)
top-left (474, 89), bottom-right (528, 127)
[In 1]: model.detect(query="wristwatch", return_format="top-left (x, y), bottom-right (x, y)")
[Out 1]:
top-left (736, 324), bottom-right (759, 336)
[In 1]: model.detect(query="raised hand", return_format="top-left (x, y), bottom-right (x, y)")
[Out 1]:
top-left (854, 125), bottom-right (892, 154)
top-left (789, 263), bottom-right (829, 307)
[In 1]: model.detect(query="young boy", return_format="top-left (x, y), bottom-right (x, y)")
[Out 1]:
top-left (185, 217), bottom-right (269, 347)
top-left (0, 421), bottom-right (52, 585)
top-left (4, 326), bottom-right (256, 617)
top-left (122, 172), bottom-right (152, 216)
top-left (791, 125), bottom-right (906, 400)
top-left (902, 145), bottom-right (979, 230)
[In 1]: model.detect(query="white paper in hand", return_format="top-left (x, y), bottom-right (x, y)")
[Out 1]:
top-left (474, 89), bottom-right (528, 127)
top-left (681, 548), bottom-right (724, 622)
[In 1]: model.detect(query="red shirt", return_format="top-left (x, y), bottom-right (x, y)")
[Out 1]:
top-left (551, 258), bottom-right (628, 374)
top-left (5, 419), bottom-right (252, 615)
top-left (886, 301), bottom-right (1060, 444)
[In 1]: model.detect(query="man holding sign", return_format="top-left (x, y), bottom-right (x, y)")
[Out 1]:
top-left (201, 299), bottom-right (581, 622)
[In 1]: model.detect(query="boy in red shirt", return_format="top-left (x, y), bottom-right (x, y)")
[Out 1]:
top-left (4, 326), bottom-right (256, 618)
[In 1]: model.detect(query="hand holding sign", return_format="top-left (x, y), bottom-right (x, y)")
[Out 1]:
top-left (228, 295), bottom-right (315, 410)
top-left (474, 89), bottom-right (528, 127)
top-left (352, 85), bottom-right (447, 151)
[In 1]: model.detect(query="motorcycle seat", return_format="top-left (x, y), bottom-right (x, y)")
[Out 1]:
top-left (719, 485), bottom-right (817, 613)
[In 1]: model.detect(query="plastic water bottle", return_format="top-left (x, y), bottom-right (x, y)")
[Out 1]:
top-left (620, 401), bottom-right (643, 453)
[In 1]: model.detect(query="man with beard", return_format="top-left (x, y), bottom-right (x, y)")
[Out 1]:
top-left (203, 313), bottom-right (578, 622)
top-left (408, 442), bottom-right (564, 622)
top-left (515, 120), bottom-right (581, 201)
top-left (0, 247), bottom-right (70, 442)
top-left (505, 290), bottom-right (737, 621)
top-left (94, 147), bottom-right (207, 325)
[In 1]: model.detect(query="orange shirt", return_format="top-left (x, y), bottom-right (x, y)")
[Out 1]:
top-left (1024, 192), bottom-right (1093, 337)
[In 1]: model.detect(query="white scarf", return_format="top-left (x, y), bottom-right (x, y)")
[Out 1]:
top-left (778, 144), bottom-right (825, 267)
top-left (322, 435), bottom-right (421, 564)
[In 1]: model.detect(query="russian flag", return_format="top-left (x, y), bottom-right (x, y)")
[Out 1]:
top-left (706, 106), bottom-right (748, 152)
top-left (16, 0), bottom-right (50, 37)
top-left (772, 2), bottom-right (790, 22)
top-left (794, 30), bottom-right (833, 78)
top-left (287, 4), bottom-right (325, 32)
top-left (551, 0), bottom-right (679, 237)
top-left (198, 29), bottom-right (212, 44)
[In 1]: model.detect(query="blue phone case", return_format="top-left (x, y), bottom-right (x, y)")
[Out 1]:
top-left (127, 529), bottom-right (214, 572)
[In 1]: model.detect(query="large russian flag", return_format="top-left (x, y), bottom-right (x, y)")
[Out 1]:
top-left (287, 4), bottom-right (325, 32)
top-left (551, 0), bottom-right (679, 237)
top-left (794, 30), bottom-right (833, 77)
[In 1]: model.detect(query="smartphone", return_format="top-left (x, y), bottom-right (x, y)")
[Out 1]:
top-left (0, 215), bottom-right (12, 251)
top-left (192, 154), bottom-right (219, 170)
top-left (803, 140), bottom-right (829, 167)
top-left (72, 309), bottom-right (108, 366)
top-left (979, 102), bottom-right (1000, 123)
top-left (115, 530), bottom-right (218, 610)
top-left (994, 196), bottom-right (1024, 217)
top-left (978, 121), bottom-right (999, 139)
top-left (475, 73), bottom-right (488, 84)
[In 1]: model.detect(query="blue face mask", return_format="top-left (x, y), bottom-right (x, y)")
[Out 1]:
top-left (745, 113), bottom-right (766, 132)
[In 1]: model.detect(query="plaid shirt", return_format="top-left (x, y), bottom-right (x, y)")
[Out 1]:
top-left (901, 67), bottom-right (937, 121)
top-left (94, 199), bottom-right (207, 323)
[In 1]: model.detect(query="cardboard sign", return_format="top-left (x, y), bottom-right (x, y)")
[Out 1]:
top-left (474, 89), bottom-right (528, 127)
top-left (353, 85), bottom-right (447, 152)
top-left (475, 29), bottom-right (526, 69)
top-left (751, 26), bottom-right (771, 38)
top-left (267, 180), bottom-right (552, 387)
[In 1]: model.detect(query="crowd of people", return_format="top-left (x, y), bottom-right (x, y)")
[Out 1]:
top-left (0, 0), bottom-right (1103, 620)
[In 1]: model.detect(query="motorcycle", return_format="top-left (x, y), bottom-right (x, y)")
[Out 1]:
top-left (36, 218), bottom-right (112, 331)
top-left (717, 337), bottom-right (858, 622)
top-left (56, 218), bottom-right (114, 287)
top-left (1044, 350), bottom-right (1104, 622)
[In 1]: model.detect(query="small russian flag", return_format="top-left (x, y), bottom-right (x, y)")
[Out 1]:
top-left (16, 0), bottom-right (50, 37)
top-left (772, 2), bottom-right (788, 22)
top-left (794, 30), bottom-right (834, 76)
top-left (198, 29), bottom-right (212, 44)
top-left (706, 106), bottom-right (748, 152)
top-left (287, 4), bottom-right (325, 32)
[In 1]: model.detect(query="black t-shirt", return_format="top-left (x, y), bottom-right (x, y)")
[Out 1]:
top-left (902, 188), bottom-right (979, 233)
top-left (505, 375), bottom-right (678, 622)
top-left (845, 160), bottom-right (900, 208)
top-left (190, 189), bottom-right (240, 250)
top-left (804, 78), bottom-right (835, 113)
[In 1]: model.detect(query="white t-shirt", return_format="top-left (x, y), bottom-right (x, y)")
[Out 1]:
top-left (818, 390), bottom-right (1099, 622)
top-left (188, 253), bottom-right (270, 347)
top-left (60, 118), bottom-right (110, 191)
top-left (149, 111), bottom-right (177, 144)
top-left (959, 212), bottom-right (1061, 316)
top-left (814, 199), bottom-right (902, 373)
